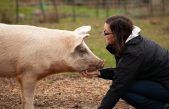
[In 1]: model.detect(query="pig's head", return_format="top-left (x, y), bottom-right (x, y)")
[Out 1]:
top-left (60, 26), bottom-right (104, 72)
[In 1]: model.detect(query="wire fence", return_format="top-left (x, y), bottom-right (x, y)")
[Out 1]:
top-left (0, 0), bottom-right (169, 24)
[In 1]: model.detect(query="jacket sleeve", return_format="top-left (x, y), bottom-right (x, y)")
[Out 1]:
top-left (98, 68), bottom-right (115, 80)
top-left (98, 51), bottom-right (143, 109)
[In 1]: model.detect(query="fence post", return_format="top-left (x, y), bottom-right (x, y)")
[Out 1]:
top-left (72, 0), bottom-right (76, 22)
top-left (39, 0), bottom-right (46, 22)
top-left (96, 0), bottom-right (99, 18)
top-left (105, 0), bottom-right (109, 17)
top-left (15, 0), bottom-right (19, 23)
top-left (149, 0), bottom-right (153, 16)
top-left (123, 0), bottom-right (128, 15)
top-left (161, 0), bottom-right (165, 16)
top-left (51, 0), bottom-right (59, 22)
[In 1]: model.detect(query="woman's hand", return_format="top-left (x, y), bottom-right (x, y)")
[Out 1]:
top-left (80, 70), bottom-right (100, 78)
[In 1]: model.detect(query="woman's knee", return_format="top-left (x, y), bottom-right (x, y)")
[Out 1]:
top-left (122, 93), bottom-right (144, 105)
top-left (128, 80), bottom-right (169, 102)
top-left (121, 93), bottom-right (166, 109)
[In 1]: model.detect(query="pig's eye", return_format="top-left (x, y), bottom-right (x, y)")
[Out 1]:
top-left (76, 45), bottom-right (88, 54)
top-left (71, 45), bottom-right (88, 57)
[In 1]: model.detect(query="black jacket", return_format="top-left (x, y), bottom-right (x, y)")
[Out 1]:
top-left (98, 35), bottom-right (169, 109)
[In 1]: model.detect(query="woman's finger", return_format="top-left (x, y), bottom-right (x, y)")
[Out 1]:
top-left (80, 70), bottom-right (99, 78)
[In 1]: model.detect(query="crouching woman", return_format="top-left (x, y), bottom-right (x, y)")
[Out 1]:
top-left (80, 16), bottom-right (169, 109)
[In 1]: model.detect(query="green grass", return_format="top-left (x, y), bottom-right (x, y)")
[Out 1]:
top-left (135, 16), bottom-right (169, 48)
top-left (0, 0), bottom-right (15, 19)
top-left (14, 4), bottom-right (127, 22)
top-left (19, 6), bottom-right (37, 17)
top-left (58, 5), bottom-right (125, 18)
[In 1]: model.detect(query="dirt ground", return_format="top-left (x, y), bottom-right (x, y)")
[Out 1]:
top-left (0, 74), bottom-right (135, 109)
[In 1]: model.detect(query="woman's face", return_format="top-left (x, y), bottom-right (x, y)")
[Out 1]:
top-left (103, 23), bottom-right (115, 45)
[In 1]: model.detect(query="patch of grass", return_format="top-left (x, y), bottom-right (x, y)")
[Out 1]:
top-left (134, 16), bottom-right (169, 48)
top-left (17, 4), bottom-right (126, 21)
top-left (0, 0), bottom-right (16, 23)
top-left (19, 6), bottom-right (37, 17)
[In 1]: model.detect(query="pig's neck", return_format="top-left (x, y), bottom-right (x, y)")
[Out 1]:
top-left (37, 60), bottom-right (74, 80)
top-left (50, 60), bottom-right (75, 73)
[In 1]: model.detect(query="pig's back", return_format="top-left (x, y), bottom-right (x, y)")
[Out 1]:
top-left (0, 24), bottom-right (52, 77)
top-left (0, 24), bottom-right (42, 57)
top-left (0, 23), bottom-right (72, 77)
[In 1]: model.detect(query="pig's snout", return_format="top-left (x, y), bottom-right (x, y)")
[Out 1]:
top-left (96, 60), bottom-right (104, 70)
top-left (85, 59), bottom-right (105, 72)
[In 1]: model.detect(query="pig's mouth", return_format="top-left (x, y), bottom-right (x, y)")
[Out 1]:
top-left (78, 60), bottom-right (104, 72)
top-left (86, 67), bottom-right (101, 72)
top-left (83, 62), bottom-right (104, 72)
top-left (80, 69), bottom-right (97, 73)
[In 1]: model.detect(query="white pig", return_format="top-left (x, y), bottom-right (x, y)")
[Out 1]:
top-left (0, 23), bottom-right (104, 109)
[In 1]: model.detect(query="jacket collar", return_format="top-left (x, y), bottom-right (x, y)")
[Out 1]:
top-left (125, 35), bottom-right (142, 45)
top-left (125, 26), bottom-right (141, 43)
top-left (106, 36), bottom-right (143, 56)
top-left (106, 26), bottom-right (142, 55)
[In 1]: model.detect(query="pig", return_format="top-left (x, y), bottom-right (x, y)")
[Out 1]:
top-left (0, 23), bottom-right (104, 109)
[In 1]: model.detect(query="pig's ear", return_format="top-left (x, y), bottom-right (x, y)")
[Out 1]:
top-left (74, 25), bottom-right (91, 35)
top-left (75, 34), bottom-right (89, 46)
top-left (71, 34), bottom-right (89, 53)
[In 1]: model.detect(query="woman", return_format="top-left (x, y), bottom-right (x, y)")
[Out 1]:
top-left (80, 16), bottom-right (169, 109)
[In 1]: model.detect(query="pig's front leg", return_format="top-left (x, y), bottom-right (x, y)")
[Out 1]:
top-left (17, 72), bottom-right (37, 109)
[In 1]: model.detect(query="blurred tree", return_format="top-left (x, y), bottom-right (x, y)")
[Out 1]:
top-left (50, 0), bottom-right (59, 22)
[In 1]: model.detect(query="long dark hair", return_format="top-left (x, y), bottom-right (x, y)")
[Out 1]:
top-left (105, 16), bottom-right (133, 56)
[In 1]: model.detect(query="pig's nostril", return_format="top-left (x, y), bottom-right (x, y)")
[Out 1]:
top-left (97, 60), bottom-right (104, 69)
top-left (102, 60), bottom-right (105, 66)
top-left (101, 60), bottom-right (105, 65)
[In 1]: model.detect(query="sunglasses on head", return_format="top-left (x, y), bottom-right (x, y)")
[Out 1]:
top-left (103, 31), bottom-right (113, 36)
